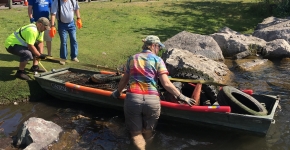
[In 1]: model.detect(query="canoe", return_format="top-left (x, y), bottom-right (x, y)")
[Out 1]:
top-left (34, 67), bottom-right (280, 135)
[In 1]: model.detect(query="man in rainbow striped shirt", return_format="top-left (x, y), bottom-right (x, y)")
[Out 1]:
top-left (111, 35), bottom-right (195, 150)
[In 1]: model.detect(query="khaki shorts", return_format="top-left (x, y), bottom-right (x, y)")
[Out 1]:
top-left (124, 93), bottom-right (161, 133)
top-left (44, 30), bottom-right (52, 41)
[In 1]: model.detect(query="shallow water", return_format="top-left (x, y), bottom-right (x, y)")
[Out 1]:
top-left (0, 58), bottom-right (290, 150)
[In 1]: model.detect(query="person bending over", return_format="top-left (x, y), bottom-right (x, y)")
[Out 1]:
top-left (4, 17), bottom-right (50, 80)
top-left (111, 35), bottom-right (195, 150)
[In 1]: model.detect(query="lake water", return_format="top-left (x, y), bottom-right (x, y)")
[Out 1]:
top-left (0, 58), bottom-right (289, 150)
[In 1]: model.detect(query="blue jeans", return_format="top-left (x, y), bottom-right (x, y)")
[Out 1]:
top-left (58, 20), bottom-right (78, 60)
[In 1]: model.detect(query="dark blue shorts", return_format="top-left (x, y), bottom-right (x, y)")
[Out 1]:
top-left (6, 45), bottom-right (33, 62)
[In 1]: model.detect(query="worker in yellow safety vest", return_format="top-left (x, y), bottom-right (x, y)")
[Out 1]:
top-left (4, 17), bottom-right (51, 80)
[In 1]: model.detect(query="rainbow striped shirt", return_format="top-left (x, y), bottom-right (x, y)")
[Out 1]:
top-left (126, 50), bottom-right (169, 95)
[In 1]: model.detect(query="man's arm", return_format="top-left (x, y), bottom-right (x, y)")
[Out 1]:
top-left (28, 5), bottom-right (33, 20)
top-left (36, 42), bottom-right (44, 54)
top-left (159, 73), bottom-right (181, 97)
top-left (117, 73), bottom-right (129, 93)
top-left (51, 14), bottom-right (56, 27)
top-left (27, 44), bottom-right (42, 57)
top-left (50, 0), bottom-right (57, 26)
top-left (75, 9), bottom-right (81, 19)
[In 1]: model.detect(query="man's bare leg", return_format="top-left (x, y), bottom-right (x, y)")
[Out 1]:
top-left (19, 61), bottom-right (28, 70)
top-left (46, 41), bottom-right (52, 56)
top-left (32, 57), bottom-right (39, 66)
top-left (143, 130), bottom-right (153, 146)
top-left (131, 132), bottom-right (146, 150)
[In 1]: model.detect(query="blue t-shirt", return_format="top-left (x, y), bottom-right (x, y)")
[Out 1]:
top-left (28, 0), bottom-right (52, 20)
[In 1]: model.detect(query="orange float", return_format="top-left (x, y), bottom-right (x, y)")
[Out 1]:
top-left (65, 82), bottom-right (231, 113)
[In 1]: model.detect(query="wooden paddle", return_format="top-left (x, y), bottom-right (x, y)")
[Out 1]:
top-left (44, 56), bottom-right (226, 86)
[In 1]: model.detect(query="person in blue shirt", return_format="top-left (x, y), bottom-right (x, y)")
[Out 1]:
top-left (28, 0), bottom-right (53, 56)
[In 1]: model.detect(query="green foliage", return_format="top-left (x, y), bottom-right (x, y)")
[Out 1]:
top-left (251, 0), bottom-right (290, 17)
top-left (0, 0), bottom-right (267, 103)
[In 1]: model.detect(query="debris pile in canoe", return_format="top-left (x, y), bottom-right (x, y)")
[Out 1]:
top-left (51, 72), bottom-right (119, 91)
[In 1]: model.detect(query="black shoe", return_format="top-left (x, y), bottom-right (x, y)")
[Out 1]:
top-left (15, 71), bottom-right (31, 80)
top-left (30, 65), bottom-right (45, 72)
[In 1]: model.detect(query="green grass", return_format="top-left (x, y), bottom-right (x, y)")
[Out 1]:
top-left (0, 0), bottom-right (268, 103)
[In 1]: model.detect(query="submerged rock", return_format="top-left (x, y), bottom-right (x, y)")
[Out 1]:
top-left (236, 59), bottom-right (268, 71)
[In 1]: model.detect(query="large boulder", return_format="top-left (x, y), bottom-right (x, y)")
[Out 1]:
top-left (163, 31), bottom-right (224, 61)
top-left (162, 48), bottom-right (230, 84)
top-left (14, 117), bottom-right (62, 150)
top-left (253, 17), bottom-right (290, 43)
top-left (162, 48), bottom-right (231, 105)
top-left (261, 39), bottom-right (290, 59)
top-left (255, 16), bottom-right (290, 30)
top-left (211, 27), bottom-right (266, 58)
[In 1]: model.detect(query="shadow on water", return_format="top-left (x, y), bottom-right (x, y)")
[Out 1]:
top-left (152, 121), bottom-right (269, 150)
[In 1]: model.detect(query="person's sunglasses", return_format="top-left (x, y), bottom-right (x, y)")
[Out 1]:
top-left (156, 44), bottom-right (162, 49)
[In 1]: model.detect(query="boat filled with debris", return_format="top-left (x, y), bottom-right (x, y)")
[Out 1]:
top-left (34, 67), bottom-right (280, 135)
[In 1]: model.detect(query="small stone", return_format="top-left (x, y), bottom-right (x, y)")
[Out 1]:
top-left (34, 72), bottom-right (38, 75)
top-left (14, 102), bottom-right (18, 105)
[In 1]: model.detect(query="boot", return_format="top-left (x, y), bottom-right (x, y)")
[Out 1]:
top-left (30, 65), bottom-right (45, 72)
top-left (15, 70), bottom-right (30, 80)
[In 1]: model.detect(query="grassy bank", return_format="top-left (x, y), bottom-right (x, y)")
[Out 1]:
top-left (0, 0), bottom-right (267, 104)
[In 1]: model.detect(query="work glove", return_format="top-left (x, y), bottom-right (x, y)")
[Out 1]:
top-left (49, 26), bottom-right (56, 38)
top-left (110, 90), bottom-right (121, 99)
top-left (177, 93), bottom-right (196, 106)
top-left (76, 18), bottom-right (82, 29)
top-left (30, 18), bottom-right (35, 23)
top-left (37, 54), bottom-right (48, 60)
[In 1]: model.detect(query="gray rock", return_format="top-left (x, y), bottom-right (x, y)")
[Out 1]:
top-left (163, 31), bottom-right (224, 61)
top-left (253, 17), bottom-right (290, 43)
top-left (255, 16), bottom-right (290, 30)
top-left (236, 59), bottom-right (268, 71)
top-left (261, 39), bottom-right (290, 59)
top-left (211, 27), bottom-right (266, 57)
top-left (233, 50), bottom-right (251, 59)
top-left (14, 117), bottom-right (62, 150)
top-left (162, 48), bottom-right (230, 83)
